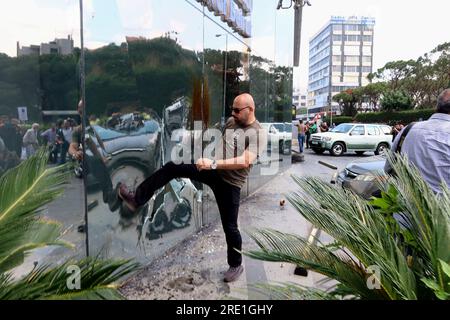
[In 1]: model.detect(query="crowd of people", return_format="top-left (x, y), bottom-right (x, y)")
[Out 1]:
top-left (295, 119), bottom-right (333, 153)
top-left (0, 115), bottom-right (79, 175)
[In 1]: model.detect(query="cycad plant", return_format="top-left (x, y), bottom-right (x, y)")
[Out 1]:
top-left (0, 150), bottom-right (139, 300)
top-left (245, 153), bottom-right (450, 300)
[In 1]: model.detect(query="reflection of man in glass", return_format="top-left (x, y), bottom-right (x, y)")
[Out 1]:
top-left (69, 100), bottom-right (121, 215)
top-left (118, 93), bottom-right (266, 283)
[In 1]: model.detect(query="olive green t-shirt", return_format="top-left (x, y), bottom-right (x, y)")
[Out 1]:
top-left (216, 117), bottom-right (267, 189)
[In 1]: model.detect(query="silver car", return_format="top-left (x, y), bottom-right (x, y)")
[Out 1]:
top-left (337, 155), bottom-right (387, 199)
top-left (311, 123), bottom-right (393, 156)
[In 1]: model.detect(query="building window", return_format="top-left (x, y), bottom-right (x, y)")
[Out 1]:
top-left (344, 66), bottom-right (360, 72)
top-left (344, 35), bottom-right (360, 42)
top-left (344, 46), bottom-right (360, 55)
top-left (363, 46), bottom-right (372, 55)
top-left (345, 24), bottom-right (360, 31)
top-left (345, 56), bottom-right (359, 63)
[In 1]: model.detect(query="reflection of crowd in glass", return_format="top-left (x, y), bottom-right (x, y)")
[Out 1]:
top-left (0, 115), bottom-right (79, 175)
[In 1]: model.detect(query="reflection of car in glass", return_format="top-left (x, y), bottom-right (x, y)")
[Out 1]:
top-left (162, 97), bottom-right (191, 163)
top-left (86, 116), bottom-right (161, 188)
top-left (261, 122), bottom-right (292, 155)
top-left (137, 178), bottom-right (202, 241)
top-left (311, 123), bottom-right (393, 157)
top-left (337, 155), bottom-right (387, 199)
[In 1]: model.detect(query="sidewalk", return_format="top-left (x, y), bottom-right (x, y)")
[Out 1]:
top-left (120, 159), bottom-right (332, 300)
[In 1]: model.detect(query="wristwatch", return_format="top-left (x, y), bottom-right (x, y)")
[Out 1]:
top-left (210, 159), bottom-right (218, 170)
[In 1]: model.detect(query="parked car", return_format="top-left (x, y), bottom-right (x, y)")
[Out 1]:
top-left (260, 122), bottom-right (292, 155)
top-left (337, 155), bottom-right (387, 199)
top-left (311, 123), bottom-right (393, 156)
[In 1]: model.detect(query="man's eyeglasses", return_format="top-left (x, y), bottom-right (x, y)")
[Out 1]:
top-left (231, 106), bottom-right (251, 114)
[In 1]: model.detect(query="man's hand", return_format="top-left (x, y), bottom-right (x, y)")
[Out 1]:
top-left (196, 158), bottom-right (213, 171)
top-left (72, 150), bottom-right (83, 161)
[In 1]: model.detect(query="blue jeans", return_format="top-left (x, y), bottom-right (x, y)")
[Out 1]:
top-left (298, 135), bottom-right (305, 153)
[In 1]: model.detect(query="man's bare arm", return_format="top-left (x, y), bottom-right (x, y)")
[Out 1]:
top-left (196, 150), bottom-right (257, 171)
top-left (69, 142), bottom-right (83, 160)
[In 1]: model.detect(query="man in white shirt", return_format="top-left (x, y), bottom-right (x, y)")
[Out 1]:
top-left (386, 89), bottom-right (450, 193)
top-left (23, 123), bottom-right (40, 158)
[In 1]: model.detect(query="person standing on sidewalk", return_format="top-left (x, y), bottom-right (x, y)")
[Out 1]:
top-left (295, 120), bottom-right (306, 153)
top-left (304, 122), bottom-right (311, 149)
top-left (118, 93), bottom-right (267, 283)
top-left (22, 123), bottom-right (40, 159)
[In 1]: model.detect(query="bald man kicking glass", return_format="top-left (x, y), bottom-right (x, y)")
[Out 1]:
top-left (118, 93), bottom-right (267, 283)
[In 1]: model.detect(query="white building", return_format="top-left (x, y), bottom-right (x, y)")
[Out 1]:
top-left (17, 36), bottom-right (74, 57)
top-left (293, 90), bottom-right (307, 110)
top-left (307, 16), bottom-right (375, 115)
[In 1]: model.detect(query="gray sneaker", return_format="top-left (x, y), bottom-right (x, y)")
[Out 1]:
top-left (224, 265), bottom-right (244, 283)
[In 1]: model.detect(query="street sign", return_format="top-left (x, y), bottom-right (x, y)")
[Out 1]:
top-left (18, 107), bottom-right (28, 121)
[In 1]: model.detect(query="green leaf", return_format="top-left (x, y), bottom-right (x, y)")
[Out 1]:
top-left (439, 260), bottom-right (450, 278)
top-left (0, 151), bottom-right (140, 300)
top-left (370, 197), bottom-right (391, 210)
top-left (435, 291), bottom-right (450, 300)
top-left (246, 151), bottom-right (450, 300)
top-left (421, 278), bottom-right (440, 292)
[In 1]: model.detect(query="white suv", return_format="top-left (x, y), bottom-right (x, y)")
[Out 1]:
top-left (310, 123), bottom-right (393, 156)
top-left (260, 123), bottom-right (292, 154)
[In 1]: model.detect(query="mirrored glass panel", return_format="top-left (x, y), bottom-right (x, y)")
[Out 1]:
top-left (84, 0), bottom-right (204, 262)
top-left (247, 2), bottom-right (294, 194)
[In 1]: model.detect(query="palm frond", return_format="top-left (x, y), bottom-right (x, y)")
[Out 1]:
top-left (0, 219), bottom-right (73, 273)
top-left (286, 177), bottom-right (416, 299)
top-left (0, 149), bottom-right (72, 272)
top-left (0, 151), bottom-right (140, 300)
top-left (245, 228), bottom-right (389, 299)
top-left (0, 256), bottom-right (140, 300)
top-left (243, 151), bottom-right (450, 300)
top-left (384, 153), bottom-right (450, 295)
top-left (248, 282), bottom-right (339, 300)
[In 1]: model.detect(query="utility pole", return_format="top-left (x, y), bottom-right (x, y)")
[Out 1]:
top-left (79, 0), bottom-right (89, 257)
top-left (293, 1), bottom-right (304, 67)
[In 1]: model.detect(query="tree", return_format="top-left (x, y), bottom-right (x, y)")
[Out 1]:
top-left (245, 153), bottom-right (450, 300)
top-left (360, 82), bottom-right (387, 112)
top-left (371, 43), bottom-right (450, 109)
top-left (332, 89), bottom-right (362, 117)
top-left (373, 60), bottom-right (418, 91)
top-left (381, 90), bottom-right (414, 112)
top-left (0, 150), bottom-right (139, 299)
